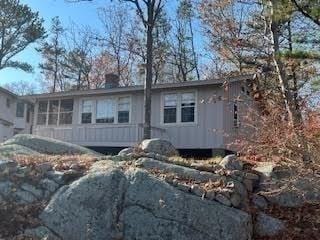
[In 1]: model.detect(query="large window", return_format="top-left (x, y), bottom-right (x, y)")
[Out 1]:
top-left (96, 99), bottom-right (116, 123)
top-left (16, 102), bottom-right (25, 118)
top-left (81, 100), bottom-right (93, 124)
top-left (37, 101), bottom-right (48, 125)
top-left (37, 99), bottom-right (73, 126)
top-left (181, 93), bottom-right (195, 123)
top-left (163, 92), bottom-right (196, 124)
top-left (163, 94), bottom-right (177, 123)
top-left (118, 97), bottom-right (130, 123)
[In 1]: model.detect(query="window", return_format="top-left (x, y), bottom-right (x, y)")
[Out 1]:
top-left (59, 99), bottom-right (73, 125)
top-left (37, 101), bottom-right (48, 125)
top-left (81, 100), bottom-right (93, 124)
top-left (162, 92), bottom-right (196, 124)
top-left (96, 99), bottom-right (116, 123)
top-left (48, 100), bottom-right (59, 125)
top-left (6, 98), bottom-right (10, 108)
top-left (26, 104), bottom-right (34, 123)
top-left (118, 97), bottom-right (130, 123)
top-left (37, 99), bottom-right (73, 126)
top-left (234, 102), bottom-right (239, 127)
top-left (181, 93), bottom-right (195, 123)
top-left (16, 102), bottom-right (25, 118)
top-left (163, 94), bottom-right (177, 123)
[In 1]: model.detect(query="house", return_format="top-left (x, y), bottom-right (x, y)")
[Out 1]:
top-left (0, 87), bottom-right (33, 142)
top-left (26, 74), bottom-right (254, 155)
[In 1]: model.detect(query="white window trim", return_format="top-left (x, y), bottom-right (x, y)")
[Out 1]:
top-left (78, 95), bottom-right (132, 125)
top-left (160, 90), bottom-right (198, 126)
top-left (79, 99), bottom-right (95, 124)
top-left (37, 98), bottom-right (74, 126)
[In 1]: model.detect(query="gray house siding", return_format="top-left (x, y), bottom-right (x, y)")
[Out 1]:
top-left (31, 75), bottom-right (253, 150)
top-left (32, 85), bottom-right (229, 149)
top-left (0, 89), bottom-right (17, 142)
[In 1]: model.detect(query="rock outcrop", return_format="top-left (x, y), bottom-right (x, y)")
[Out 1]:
top-left (37, 161), bottom-right (253, 240)
top-left (139, 138), bottom-right (178, 157)
top-left (2, 134), bottom-right (100, 156)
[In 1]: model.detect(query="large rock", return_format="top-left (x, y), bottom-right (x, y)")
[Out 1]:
top-left (39, 161), bottom-right (253, 240)
top-left (219, 154), bottom-right (243, 171)
top-left (255, 212), bottom-right (285, 237)
top-left (0, 144), bottom-right (39, 158)
top-left (3, 134), bottom-right (100, 156)
top-left (139, 138), bottom-right (178, 157)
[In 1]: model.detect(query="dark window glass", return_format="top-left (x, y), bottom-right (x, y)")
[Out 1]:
top-left (96, 117), bottom-right (114, 123)
top-left (26, 104), bottom-right (33, 123)
top-left (16, 102), bottom-right (25, 118)
top-left (60, 99), bottom-right (73, 112)
top-left (181, 93), bottom-right (195, 123)
top-left (6, 98), bottom-right (10, 108)
top-left (81, 113), bottom-right (92, 124)
top-left (181, 107), bottom-right (195, 122)
top-left (163, 94), bottom-right (177, 123)
top-left (118, 111), bottom-right (129, 123)
top-left (164, 108), bottom-right (177, 123)
top-left (38, 101), bottom-right (48, 113)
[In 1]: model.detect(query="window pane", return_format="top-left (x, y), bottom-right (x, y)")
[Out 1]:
top-left (164, 94), bottom-right (177, 107)
top-left (60, 99), bottom-right (73, 112)
top-left (118, 111), bottom-right (129, 123)
top-left (82, 100), bottom-right (93, 113)
top-left (38, 101), bottom-right (48, 113)
top-left (164, 108), bottom-right (176, 123)
top-left (59, 112), bottom-right (73, 125)
top-left (118, 97), bottom-right (130, 111)
top-left (16, 102), bottom-right (25, 118)
top-left (37, 114), bottom-right (47, 125)
top-left (96, 99), bottom-right (116, 123)
top-left (48, 113), bottom-right (58, 125)
top-left (49, 100), bottom-right (59, 113)
top-left (81, 113), bottom-right (92, 124)
top-left (182, 93), bottom-right (195, 107)
top-left (181, 107), bottom-right (195, 122)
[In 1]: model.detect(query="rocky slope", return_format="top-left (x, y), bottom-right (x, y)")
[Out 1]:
top-left (0, 136), bottom-right (319, 239)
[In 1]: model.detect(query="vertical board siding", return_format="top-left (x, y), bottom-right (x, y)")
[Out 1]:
top-left (34, 85), bottom-right (231, 149)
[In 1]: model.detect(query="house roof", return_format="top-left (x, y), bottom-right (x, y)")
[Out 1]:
top-left (0, 86), bottom-right (17, 98)
top-left (26, 74), bottom-right (254, 100)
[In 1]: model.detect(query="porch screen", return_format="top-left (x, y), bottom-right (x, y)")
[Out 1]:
top-left (96, 99), bottom-right (116, 123)
top-left (59, 99), bottom-right (74, 125)
top-left (37, 101), bottom-right (48, 125)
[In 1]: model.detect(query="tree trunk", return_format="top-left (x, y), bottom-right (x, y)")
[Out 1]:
top-left (143, 7), bottom-right (154, 140)
top-left (268, 0), bottom-right (310, 162)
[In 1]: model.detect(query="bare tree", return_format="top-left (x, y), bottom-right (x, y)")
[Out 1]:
top-left (98, 4), bottom-right (135, 86)
top-left (63, 23), bottom-right (95, 90)
top-left (3, 80), bottom-right (38, 95)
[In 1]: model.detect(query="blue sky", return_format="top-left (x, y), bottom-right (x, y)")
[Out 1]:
top-left (0, 0), bottom-right (206, 89)
top-left (0, 0), bottom-right (107, 86)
